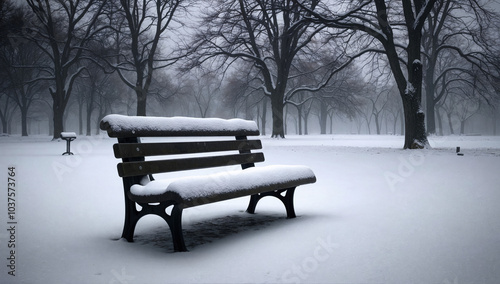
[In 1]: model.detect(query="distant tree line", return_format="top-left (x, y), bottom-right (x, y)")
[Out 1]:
top-left (0, 0), bottom-right (499, 147)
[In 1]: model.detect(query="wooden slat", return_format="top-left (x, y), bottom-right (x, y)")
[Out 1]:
top-left (117, 153), bottom-right (265, 177)
top-left (113, 140), bottom-right (262, 158)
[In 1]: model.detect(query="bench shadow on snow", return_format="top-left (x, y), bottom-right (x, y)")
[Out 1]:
top-left (128, 212), bottom-right (312, 253)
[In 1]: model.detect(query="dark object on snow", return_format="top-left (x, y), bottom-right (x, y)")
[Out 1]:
top-left (456, 146), bottom-right (464, 156)
top-left (100, 114), bottom-right (316, 252)
top-left (60, 132), bottom-right (76, 155)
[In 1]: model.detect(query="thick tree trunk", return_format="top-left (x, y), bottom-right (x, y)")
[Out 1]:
top-left (402, 95), bottom-right (427, 148)
top-left (402, 33), bottom-right (429, 148)
top-left (374, 114), bottom-right (381, 135)
top-left (136, 89), bottom-right (147, 116)
top-left (21, 107), bottom-right (28, 136)
top-left (51, 87), bottom-right (69, 140)
top-left (53, 105), bottom-right (64, 140)
top-left (424, 33), bottom-right (438, 135)
top-left (436, 107), bottom-right (444, 136)
top-left (1, 119), bottom-right (6, 134)
top-left (297, 106), bottom-right (302, 135)
top-left (270, 94), bottom-right (285, 138)
top-left (447, 113), bottom-right (454, 135)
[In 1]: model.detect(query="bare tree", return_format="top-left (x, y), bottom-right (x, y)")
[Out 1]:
top-left (106, 0), bottom-right (185, 116)
top-left (26, 0), bottom-right (108, 139)
top-left (368, 88), bottom-right (389, 135)
top-left (0, 94), bottom-right (16, 134)
top-left (383, 84), bottom-right (403, 135)
top-left (422, 0), bottom-right (498, 135)
top-left (221, 66), bottom-right (268, 128)
top-left (73, 62), bottom-right (116, 135)
top-left (0, 0), bottom-right (23, 134)
top-left (1, 13), bottom-right (47, 136)
top-left (300, 0), bottom-right (439, 148)
top-left (291, 59), bottom-right (363, 135)
top-left (189, 0), bottom-right (345, 138)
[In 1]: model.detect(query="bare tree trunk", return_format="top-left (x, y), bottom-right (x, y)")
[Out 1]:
top-left (136, 88), bottom-right (147, 116)
top-left (53, 104), bottom-right (64, 139)
top-left (425, 76), bottom-right (437, 134)
top-left (78, 99), bottom-right (84, 135)
top-left (447, 112), bottom-right (455, 135)
top-left (304, 114), bottom-right (309, 135)
top-left (86, 92), bottom-right (94, 136)
top-left (1, 119), bottom-right (6, 134)
top-left (374, 113), bottom-right (381, 135)
top-left (261, 97), bottom-right (267, 136)
top-left (319, 102), bottom-right (328, 134)
top-left (328, 111), bottom-right (334, 134)
top-left (297, 106), bottom-right (303, 135)
top-left (271, 93), bottom-right (285, 138)
top-left (436, 107), bottom-right (444, 136)
top-left (20, 107), bottom-right (28, 136)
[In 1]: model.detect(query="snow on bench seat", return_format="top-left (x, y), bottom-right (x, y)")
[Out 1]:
top-left (100, 114), bottom-right (259, 137)
top-left (129, 165), bottom-right (316, 207)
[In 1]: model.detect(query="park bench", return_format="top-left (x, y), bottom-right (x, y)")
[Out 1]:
top-left (100, 114), bottom-right (316, 252)
top-left (60, 132), bottom-right (76, 155)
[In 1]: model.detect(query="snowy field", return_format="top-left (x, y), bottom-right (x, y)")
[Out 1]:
top-left (1, 134), bottom-right (500, 284)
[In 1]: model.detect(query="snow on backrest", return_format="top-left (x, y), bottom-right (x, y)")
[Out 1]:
top-left (100, 114), bottom-right (260, 138)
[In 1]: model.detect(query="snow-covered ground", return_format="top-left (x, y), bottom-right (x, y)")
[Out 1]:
top-left (1, 134), bottom-right (500, 284)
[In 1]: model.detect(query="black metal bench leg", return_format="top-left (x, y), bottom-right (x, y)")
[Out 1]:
top-left (246, 194), bottom-right (260, 214)
top-left (284, 187), bottom-right (296, 218)
top-left (169, 205), bottom-right (187, 252)
top-left (121, 199), bottom-right (141, 242)
top-left (246, 187), bottom-right (297, 218)
top-left (148, 203), bottom-right (188, 252)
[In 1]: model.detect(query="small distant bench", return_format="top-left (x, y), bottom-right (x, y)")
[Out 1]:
top-left (60, 132), bottom-right (77, 155)
top-left (100, 114), bottom-right (316, 252)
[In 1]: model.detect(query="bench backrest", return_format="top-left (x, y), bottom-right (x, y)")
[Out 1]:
top-left (100, 115), bottom-right (263, 178)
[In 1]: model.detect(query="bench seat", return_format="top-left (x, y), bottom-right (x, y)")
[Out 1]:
top-left (129, 165), bottom-right (316, 207)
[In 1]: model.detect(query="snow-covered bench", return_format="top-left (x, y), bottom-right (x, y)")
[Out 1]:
top-left (60, 132), bottom-right (77, 155)
top-left (100, 114), bottom-right (316, 252)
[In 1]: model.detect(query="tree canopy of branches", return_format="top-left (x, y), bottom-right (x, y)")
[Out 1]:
top-left (189, 0), bottom-right (347, 138)
top-left (105, 0), bottom-right (185, 116)
top-left (422, 0), bottom-right (499, 135)
top-left (300, 0), bottom-right (438, 148)
top-left (0, 3), bottom-right (48, 136)
top-left (26, 0), bottom-right (108, 139)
